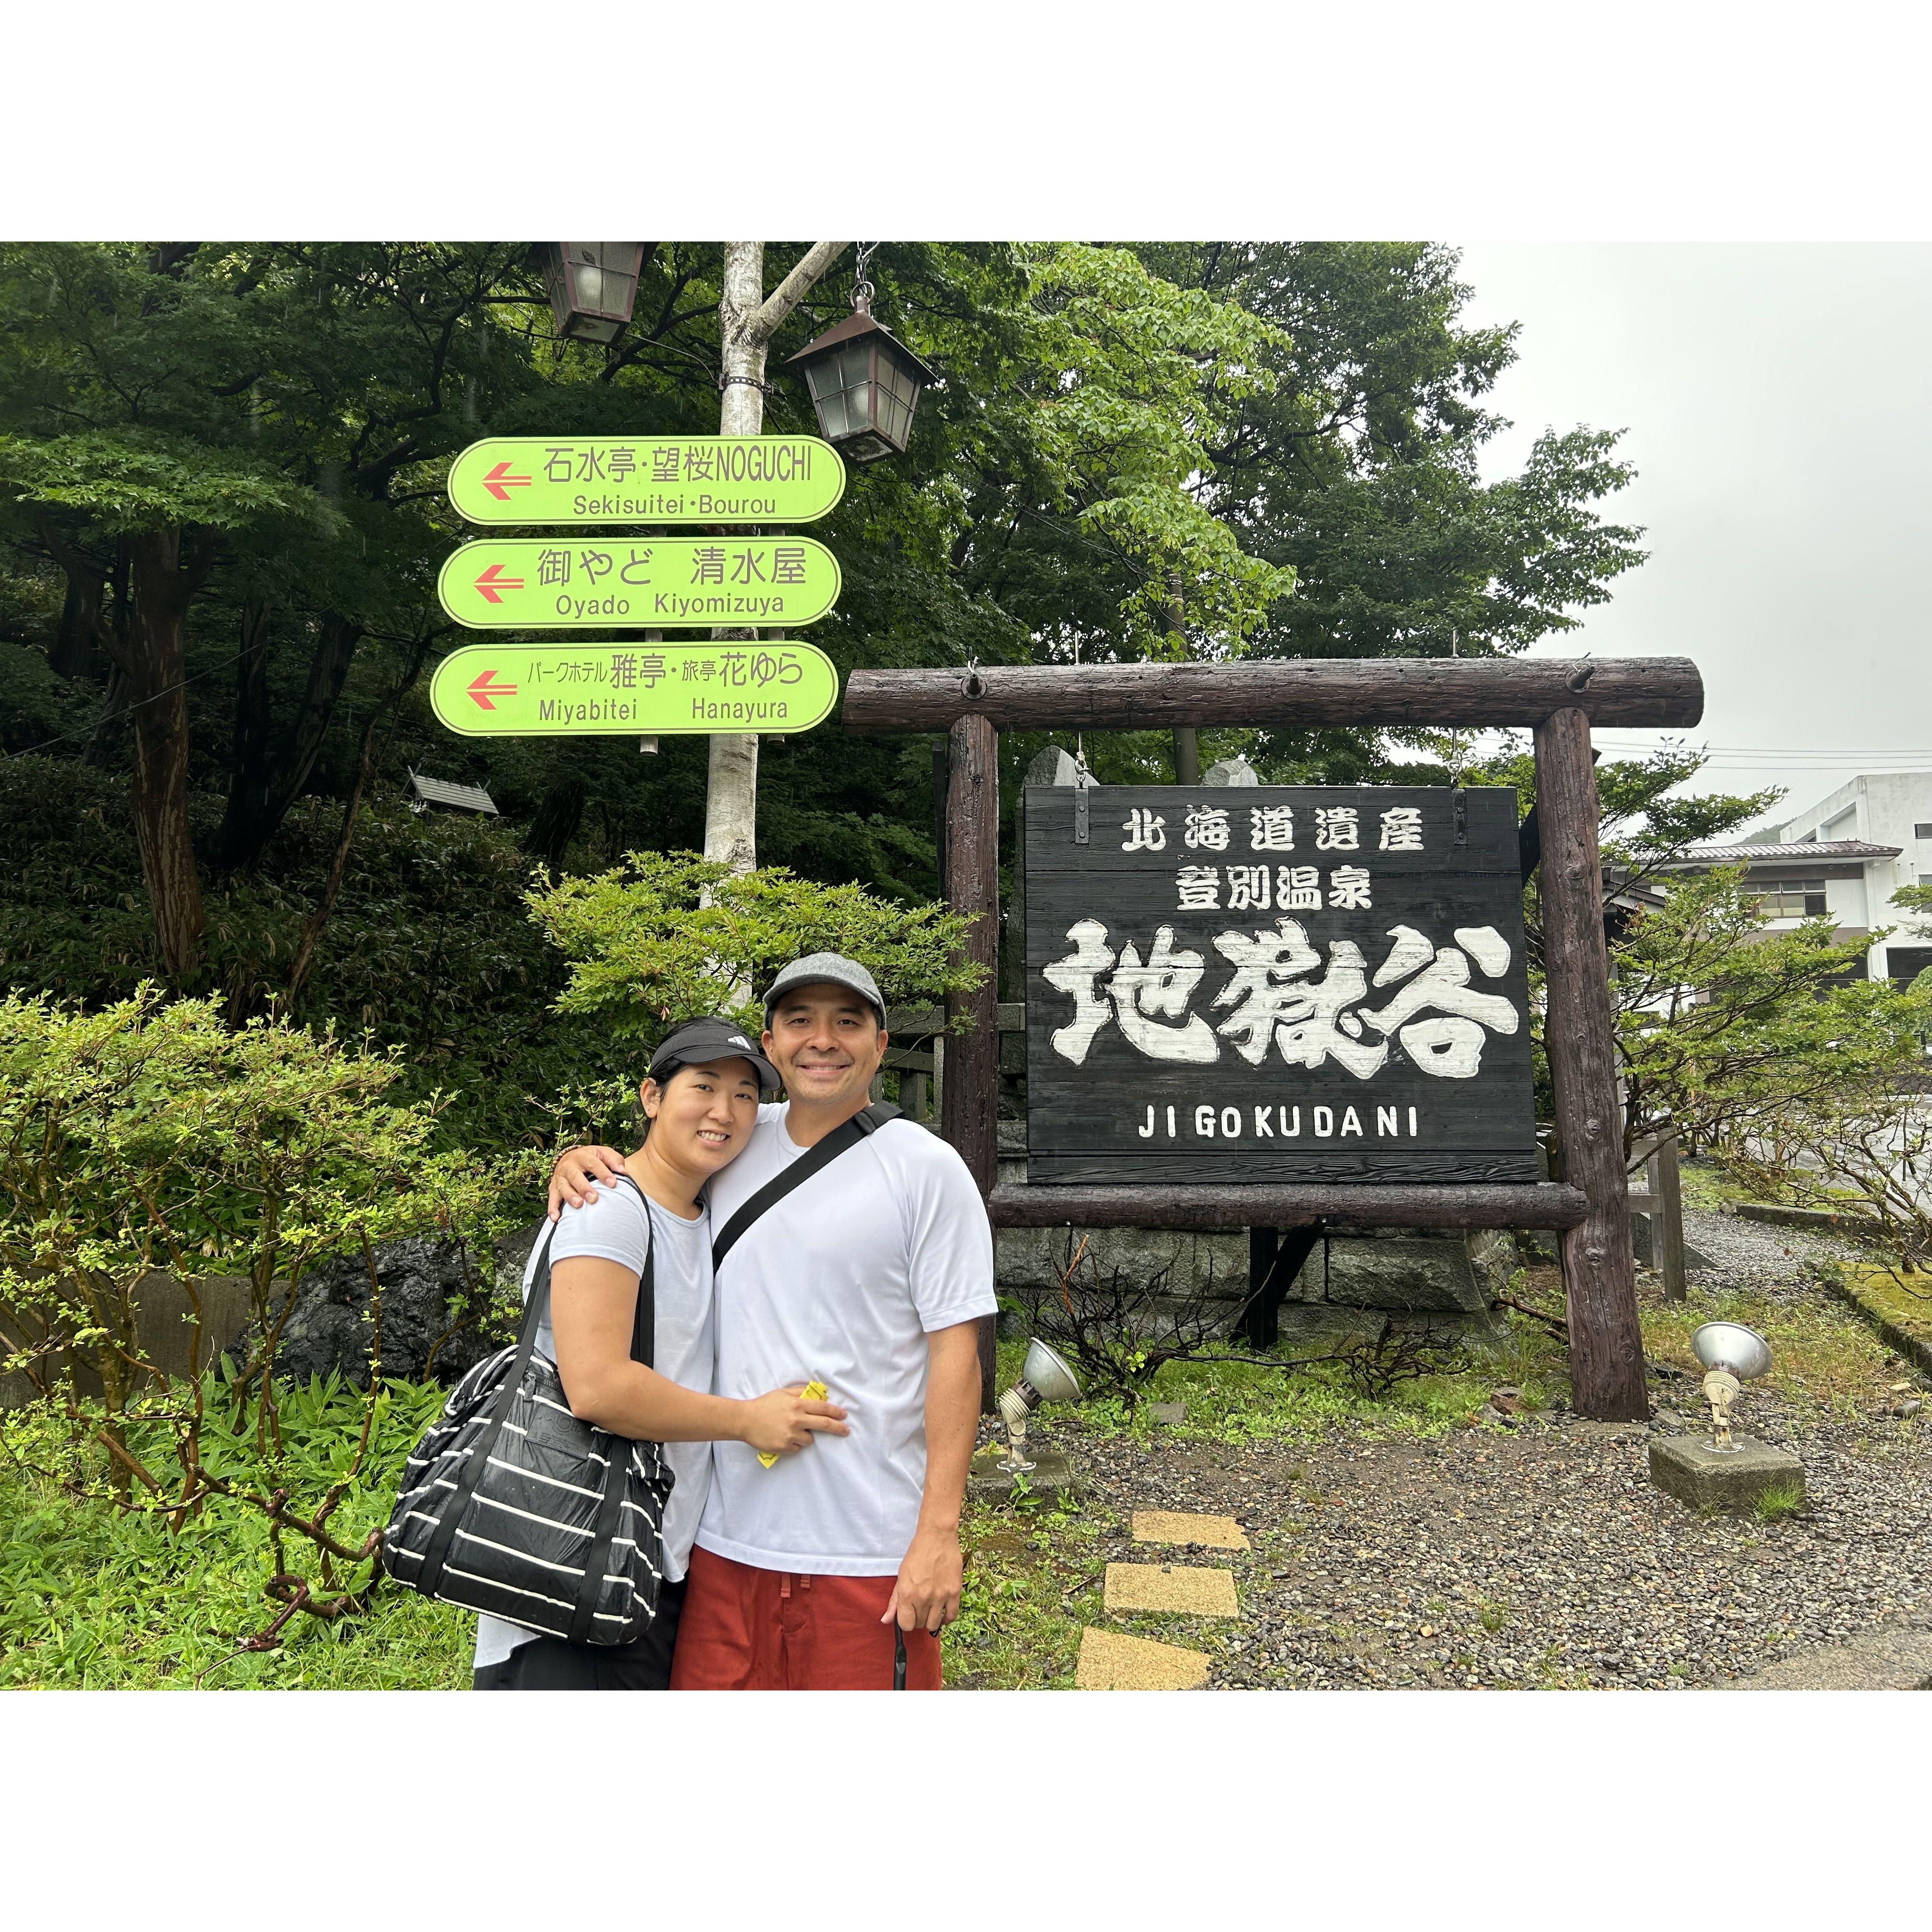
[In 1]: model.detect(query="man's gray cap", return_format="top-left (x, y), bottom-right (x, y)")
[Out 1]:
top-left (762, 952), bottom-right (887, 1025)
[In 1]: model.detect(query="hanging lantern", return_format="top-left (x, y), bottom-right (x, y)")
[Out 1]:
top-left (786, 255), bottom-right (935, 462)
top-left (538, 244), bottom-right (645, 344)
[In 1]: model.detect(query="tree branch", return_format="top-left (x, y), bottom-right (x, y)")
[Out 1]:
top-left (745, 242), bottom-right (849, 348)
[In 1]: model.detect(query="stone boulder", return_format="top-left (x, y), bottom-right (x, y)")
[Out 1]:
top-left (1281, 1229), bottom-right (1495, 1318)
top-left (262, 1225), bottom-right (539, 1388)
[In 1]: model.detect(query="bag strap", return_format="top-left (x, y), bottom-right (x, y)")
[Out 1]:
top-left (710, 1102), bottom-right (899, 1273)
top-left (416, 1211), bottom-right (564, 1601)
top-left (570, 1178), bottom-right (655, 1644)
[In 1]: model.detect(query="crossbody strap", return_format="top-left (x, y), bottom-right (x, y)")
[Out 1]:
top-left (570, 1177), bottom-right (656, 1644)
top-left (710, 1102), bottom-right (900, 1273)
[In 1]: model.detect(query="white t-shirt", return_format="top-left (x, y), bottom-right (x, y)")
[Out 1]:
top-left (474, 1181), bottom-right (714, 1669)
top-left (695, 1104), bottom-right (996, 1577)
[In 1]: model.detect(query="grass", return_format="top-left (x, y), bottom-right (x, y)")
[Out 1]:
top-left (0, 1460), bottom-right (476, 1689)
top-left (1676, 1158), bottom-right (1756, 1211)
top-left (1752, 1481), bottom-right (1807, 1523)
top-left (947, 1498), bottom-right (1112, 1689)
top-left (5, 1253), bottom-right (1910, 1692)
top-left (0, 1378), bottom-right (474, 1689)
top-left (1828, 1262), bottom-right (1932, 1365)
top-left (992, 1313), bottom-right (1573, 1453)
top-left (1639, 1278), bottom-right (1904, 1420)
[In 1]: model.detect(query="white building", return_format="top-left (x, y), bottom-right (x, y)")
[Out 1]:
top-left (1664, 771), bottom-right (1932, 983)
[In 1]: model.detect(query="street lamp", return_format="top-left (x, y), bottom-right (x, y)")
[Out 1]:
top-left (786, 252), bottom-right (936, 463)
top-left (538, 244), bottom-right (646, 344)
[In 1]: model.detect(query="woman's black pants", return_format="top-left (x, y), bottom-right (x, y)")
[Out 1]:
top-left (472, 1577), bottom-right (687, 1690)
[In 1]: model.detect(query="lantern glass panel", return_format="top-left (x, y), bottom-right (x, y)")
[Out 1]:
top-left (876, 351), bottom-right (919, 449)
top-left (571, 259), bottom-right (608, 312)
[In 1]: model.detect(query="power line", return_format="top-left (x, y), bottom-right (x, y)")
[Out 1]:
top-left (2, 648), bottom-right (254, 761)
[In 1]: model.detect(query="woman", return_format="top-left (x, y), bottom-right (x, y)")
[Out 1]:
top-left (472, 1016), bottom-right (848, 1690)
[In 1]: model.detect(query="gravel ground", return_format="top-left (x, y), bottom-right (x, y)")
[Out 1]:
top-left (1681, 1203), bottom-right (1863, 1291)
top-left (1070, 1398), bottom-right (1932, 1689)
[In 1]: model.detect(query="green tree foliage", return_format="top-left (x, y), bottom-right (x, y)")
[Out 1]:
top-left (0, 239), bottom-right (1650, 1152)
top-left (1610, 867), bottom-right (1932, 1157)
top-left (528, 851), bottom-right (985, 1040)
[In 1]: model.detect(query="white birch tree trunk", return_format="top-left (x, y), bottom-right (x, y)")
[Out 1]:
top-left (702, 240), bottom-right (848, 875)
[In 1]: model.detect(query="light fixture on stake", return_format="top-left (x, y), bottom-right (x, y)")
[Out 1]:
top-left (538, 244), bottom-right (646, 344)
top-left (786, 243), bottom-right (936, 462)
top-left (996, 1338), bottom-right (1082, 1474)
top-left (1690, 1322), bottom-right (1772, 1451)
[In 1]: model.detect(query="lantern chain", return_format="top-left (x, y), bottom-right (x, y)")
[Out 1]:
top-left (852, 241), bottom-right (878, 315)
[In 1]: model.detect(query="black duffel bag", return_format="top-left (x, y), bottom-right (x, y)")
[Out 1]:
top-left (383, 1176), bottom-right (670, 1646)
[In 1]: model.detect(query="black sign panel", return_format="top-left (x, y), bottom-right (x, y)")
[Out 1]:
top-left (1023, 786), bottom-right (1538, 1185)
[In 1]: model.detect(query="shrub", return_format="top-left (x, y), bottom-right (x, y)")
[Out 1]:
top-left (0, 986), bottom-right (514, 1646)
top-left (527, 849), bottom-right (985, 1040)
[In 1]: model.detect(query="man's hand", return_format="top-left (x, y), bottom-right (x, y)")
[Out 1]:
top-left (882, 1524), bottom-right (963, 1634)
top-left (548, 1144), bottom-right (628, 1220)
top-left (737, 1386), bottom-right (850, 1458)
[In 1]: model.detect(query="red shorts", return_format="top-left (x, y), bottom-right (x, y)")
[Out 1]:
top-left (669, 1546), bottom-right (943, 1690)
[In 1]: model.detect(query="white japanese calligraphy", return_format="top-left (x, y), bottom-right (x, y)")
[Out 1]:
top-left (1314, 806), bottom-right (1359, 851)
top-left (1379, 806), bottom-right (1425, 851)
top-left (1226, 864), bottom-right (1271, 911)
top-left (1042, 918), bottom-right (1115, 1064)
top-left (1111, 927), bottom-right (1218, 1061)
top-left (1175, 865), bottom-right (1221, 910)
top-left (1249, 805), bottom-right (1296, 852)
top-left (1042, 917), bottom-right (1521, 1079)
top-left (1327, 864), bottom-right (1372, 910)
top-left (1121, 808), bottom-right (1167, 852)
top-left (1276, 865), bottom-right (1322, 910)
top-left (1184, 805), bottom-right (1231, 851)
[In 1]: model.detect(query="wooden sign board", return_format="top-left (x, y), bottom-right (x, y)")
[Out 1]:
top-left (1023, 785), bottom-right (1538, 1185)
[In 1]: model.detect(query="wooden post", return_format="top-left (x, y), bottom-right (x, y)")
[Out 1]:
top-left (1242, 1228), bottom-right (1280, 1346)
top-left (1655, 1127), bottom-right (1686, 1302)
top-left (1533, 706), bottom-right (1648, 1420)
top-left (942, 711), bottom-right (1000, 1413)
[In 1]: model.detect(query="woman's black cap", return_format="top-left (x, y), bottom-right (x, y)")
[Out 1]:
top-left (646, 1017), bottom-right (778, 1093)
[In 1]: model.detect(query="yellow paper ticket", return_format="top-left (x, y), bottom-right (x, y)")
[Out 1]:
top-left (758, 1380), bottom-right (828, 1468)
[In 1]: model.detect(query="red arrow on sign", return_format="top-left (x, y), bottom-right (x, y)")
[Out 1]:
top-left (468, 669), bottom-right (518, 711)
top-left (474, 563), bottom-right (524, 604)
top-left (482, 461), bottom-right (533, 502)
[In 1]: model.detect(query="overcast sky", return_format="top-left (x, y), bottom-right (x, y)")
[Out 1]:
top-left (1452, 243), bottom-right (1932, 826)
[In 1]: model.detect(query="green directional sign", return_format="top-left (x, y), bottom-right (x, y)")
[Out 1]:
top-left (429, 641), bottom-right (841, 738)
top-left (437, 537), bottom-right (841, 630)
top-left (447, 436), bottom-right (846, 526)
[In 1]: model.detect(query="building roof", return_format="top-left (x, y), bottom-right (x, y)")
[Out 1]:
top-left (407, 770), bottom-right (499, 816)
top-left (1664, 839), bottom-right (1900, 865)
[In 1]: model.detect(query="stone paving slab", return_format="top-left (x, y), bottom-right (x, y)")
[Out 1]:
top-left (1076, 1626), bottom-right (1210, 1690)
top-left (1131, 1509), bottom-right (1250, 1551)
top-left (1725, 1625), bottom-right (1932, 1690)
top-left (1104, 1561), bottom-right (1240, 1617)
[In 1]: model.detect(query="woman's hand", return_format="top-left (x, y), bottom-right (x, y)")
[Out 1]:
top-left (547, 1144), bottom-right (628, 1219)
top-left (736, 1387), bottom-right (850, 1457)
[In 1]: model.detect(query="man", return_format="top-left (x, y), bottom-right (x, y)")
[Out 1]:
top-left (548, 953), bottom-right (994, 1689)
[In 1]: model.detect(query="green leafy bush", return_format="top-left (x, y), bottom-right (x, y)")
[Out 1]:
top-left (0, 986), bottom-right (515, 1646)
top-left (528, 849), bottom-right (986, 1039)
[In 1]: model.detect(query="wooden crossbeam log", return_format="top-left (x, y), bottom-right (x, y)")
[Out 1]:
top-left (987, 1182), bottom-right (1588, 1231)
top-left (842, 658), bottom-right (1703, 734)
